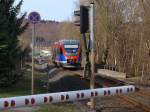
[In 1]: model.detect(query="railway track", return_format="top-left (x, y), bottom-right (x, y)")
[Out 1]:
top-left (48, 68), bottom-right (150, 112)
top-left (117, 79), bottom-right (150, 112)
top-left (118, 84), bottom-right (150, 112)
top-left (138, 89), bottom-right (150, 96)
top-left (72, 70), bottom-right (150, 112)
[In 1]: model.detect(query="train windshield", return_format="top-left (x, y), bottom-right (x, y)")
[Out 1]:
top-left (64, 44), bottom-right (79, 55)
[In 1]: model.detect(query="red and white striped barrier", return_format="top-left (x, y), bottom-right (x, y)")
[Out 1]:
top-left (0, 85), bottom-right (135, 110)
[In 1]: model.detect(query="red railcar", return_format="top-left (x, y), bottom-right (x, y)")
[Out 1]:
top-left (52, 40), bottom-right (81, 68)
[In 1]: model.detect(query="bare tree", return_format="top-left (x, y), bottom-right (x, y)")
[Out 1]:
top-left (78, 0), bottom-right (150, 80)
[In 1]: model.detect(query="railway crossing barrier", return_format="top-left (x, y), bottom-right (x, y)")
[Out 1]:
top-left (0, 85), bottom-right (135, 110)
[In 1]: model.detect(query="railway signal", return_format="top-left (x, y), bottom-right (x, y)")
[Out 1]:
top-left (74, 6), bottom-right (89, 34)
top-left (74, 3), bottom-right (96, 111)
top-left (74, 10), bottom-right (80, 26)
top-left (74, 6), bottom-right (90, 79)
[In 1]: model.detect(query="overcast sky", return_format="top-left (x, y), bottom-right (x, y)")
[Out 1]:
top-left (14, 0), bottom-right (79, 21)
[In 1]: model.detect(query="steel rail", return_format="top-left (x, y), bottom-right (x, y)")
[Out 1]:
top-left (74, 71), bottom-right (150, 112)
top-left (119, 95), bottom-right (150, 112)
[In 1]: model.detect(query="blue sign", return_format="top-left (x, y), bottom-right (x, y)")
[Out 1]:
top-left (28, 11), bottom-right (41, 24)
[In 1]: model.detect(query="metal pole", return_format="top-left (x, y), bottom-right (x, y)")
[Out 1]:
top-left (90, 3), bottom-right (95, 111)
top-left (31, 23), bottom-right (35, 95)
top-left (47, 64), bottom-right (50, 93)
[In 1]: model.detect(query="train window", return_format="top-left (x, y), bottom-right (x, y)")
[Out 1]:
top-left (64, 45), bottom-right (79, 53)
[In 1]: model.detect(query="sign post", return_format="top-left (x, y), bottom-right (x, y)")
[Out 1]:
top-left (28, 11), bottom-right (41, 95)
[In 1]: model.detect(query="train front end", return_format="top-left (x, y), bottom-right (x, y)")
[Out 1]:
top-left (61, 40), bottom-right (81, 68)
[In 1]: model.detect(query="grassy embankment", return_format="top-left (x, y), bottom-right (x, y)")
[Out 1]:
top-left (0, 69), bottom-right (82, 112)
top-left (0, 70), bottom-right (46, 98)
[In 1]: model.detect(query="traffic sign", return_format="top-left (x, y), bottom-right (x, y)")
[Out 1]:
top-left (28, 11), bottom-right (41, 94)
top-left (28, 11), bottom-right (41, 24)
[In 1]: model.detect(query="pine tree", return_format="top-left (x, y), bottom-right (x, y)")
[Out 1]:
top-left (0, 0), bottom-right (28, 86)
